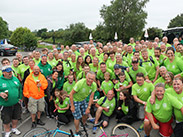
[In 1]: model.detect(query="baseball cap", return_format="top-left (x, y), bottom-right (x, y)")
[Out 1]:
top-left (2, 66), bottom-right (13, 72)
top-left (114, 64), bottom-right (120, 69)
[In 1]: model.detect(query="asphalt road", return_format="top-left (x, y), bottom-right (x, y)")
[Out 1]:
top-left (0, 50), bottom-right (171, 137)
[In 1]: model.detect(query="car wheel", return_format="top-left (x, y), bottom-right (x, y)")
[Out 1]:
top-left (0, 52), bottom-right (4, 56)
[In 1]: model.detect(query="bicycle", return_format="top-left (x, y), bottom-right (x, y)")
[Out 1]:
top-left (23, 120), bottom-right (88, 137)
top-left (93, 120), bottom-right (140, 137)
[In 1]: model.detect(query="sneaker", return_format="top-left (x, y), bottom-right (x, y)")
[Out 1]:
top-left (92, 126), bottom-right (97, 134)
top-left (144, 135), bottom-right (150, 137)
top-left (32, 122), bottom-right (37, 128)
top-left (37, 119), bottom-right (45, 126)
top-left (12, 128), bottom-right (21, 135)
top-left (137, 123), bottom-right (144, 133)
top-left (75, 131), bottom-right (82, 136)
top-left (87, 118), bottom-right (95, 123)
top-left (80, 123), bottom-right (89, 128)
top-left (4, 131), bottom-right (11, 137)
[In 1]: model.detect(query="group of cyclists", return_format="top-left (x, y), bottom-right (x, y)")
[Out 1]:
top-left (1, 36), bottom-right (183, 137)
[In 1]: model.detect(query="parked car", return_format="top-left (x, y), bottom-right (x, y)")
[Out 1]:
top-left (0, 44), bottom-right (18, 56)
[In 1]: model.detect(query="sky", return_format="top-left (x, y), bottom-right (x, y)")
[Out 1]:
top-left (1, 0), bottom-right (183, 31)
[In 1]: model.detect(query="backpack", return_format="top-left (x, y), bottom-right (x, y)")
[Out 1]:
top-left (139, 56), bottom-right (155, 67)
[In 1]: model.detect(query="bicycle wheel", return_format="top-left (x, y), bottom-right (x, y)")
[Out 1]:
top-left (23, 127), bottom-right (48, 137)
top-left (111, 123), bottom-right (140, 137)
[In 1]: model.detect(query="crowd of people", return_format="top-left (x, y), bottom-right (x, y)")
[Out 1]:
top-left (1, 36), bottom-right (183, 137)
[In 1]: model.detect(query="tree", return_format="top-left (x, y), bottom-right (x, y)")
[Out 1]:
top-left (100, 0), bottom-right (149, 43)
top-left (0, 17), bottom-right (9, 39)
top-left (37, 28), bottom-right (47, 37)
top-left (10, 27), bottom-right (37, 51)
top-left (168, 13), bottom-right (183, 28)
top-left (141, 27), bottom-right (163, 40)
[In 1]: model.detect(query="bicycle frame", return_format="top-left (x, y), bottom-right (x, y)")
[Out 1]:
top-left (32, 127), bottom-right (80, 137)
top-left (99, 126), bottom-right (129, 137)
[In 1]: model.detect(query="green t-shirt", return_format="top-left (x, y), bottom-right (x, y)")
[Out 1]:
top-left (97, 96), bottom-right (116, 116)
top-left (146, 93), bottom-right (183, 123)
top-left (62, 60), bottom-right (72, 76)
top-left (126, 53), bottom-right (133, 66)
top-left (128, 66), bottom-right (148, 83)
top-left (132, 81), bottom-right (154, 102)
top-left (154, 77), bottom-right (165, 86)
top-left (140, 57), bottom-right (159, 81)
top-left (86, 90), bottom-right (100, 102)
top-left (77, 72), bottom-right (86, 81)
top-left (55, 97), bottom-right (69, 113)
top-left (47, 58), bottom-right (58, 68)
top-left (0, 70), bottom-right (2, 76)
top-left (114, 80), bottom-right (129, 100)
top-left (89, 64), bottom-right (99, 73)
top-left (101, 80), bottom-right (114, 95)
top-left (106, 58), bottom-right (116, 71)
top-left (73, 78), bottom-right (97, 101)
top-left (17, 64), bottom-right (29, 79)
top-left (121, 102), bottom-right (129, 115)
top-left (97, 68), bottom-right (115, 81)
top-left (163, 57), bottom-right (183, 75)
top-left (166, 88), bottom-right (183, 122)
top-left (63, 81), bottom-right (76, 94)
top-left (33, 58), bottom-right (41, 65)
top-left (11, 65), bottom-right (19, 77)
top-left (116, 61), bottom-right (129, 67)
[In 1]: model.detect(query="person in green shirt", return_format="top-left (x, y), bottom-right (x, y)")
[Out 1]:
top-left (115, 53), bottom-right (129, 67)
top-left (62, 51), bottom-right (72, 79)
top-left (89, 57), bottom-right (99, 74)
top-left (132, 72), bottom-right (154, 120)
top-left (114, 72), bottom-right (130, 100)
top-left (33, 51), bottom-right (41, 65)
top-left (106, 51), bottom-right (116, 71)
top-left (164, 72), bottom-right (174, 89)
top-left (70, 71), bottom-right (97, 135)
top-left (55, 90), bottom-right (71, 124)
top-left (125, 45), bottom-right (134, 66)
top-left (116, 90), bottom-right (138, 124)
top-left (128, 37), bottom-right (136, 49)
top-left (140, 49), bottom-right (159, 82)
top-left (144, 83), bottom-right (183, 137)
top-left (11, 58), bottom-right (19, 77)
top-left (127, 57), bottom-right (149, 83)
top-left (0, 66), bottom-right (22, 137)
top-left (55, 62), bottom-right (65, 90)
top-left (101, 72), bottom-right (114, 96)
top-left (47, 52), bottom-right (58, 68)
top-left (38, 54), bottom-right (52, 78)
top-left (153, 66), bottom-right (167, 86)
top-left (77, 65), bottom-right (90, 81)
top-left (153, 47), bottom-right (166, 66)
top-left (75, 55), bottom-right (84, 77)
top-left (93, 90), bottom-right (116, 133)
top-left (163, 47), bottom-right (183, 75)
top-left (63, 74), bottom-right (75, 94)
top-left (17, 56), bottom-right (30, 82)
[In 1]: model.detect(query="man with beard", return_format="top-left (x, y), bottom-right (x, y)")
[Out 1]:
top-left (23, 66), bottom-right (48, 128)
top-left (153, 47), bottom-right (166, 66)
top-left (0, 66), bottom-right (22, 137)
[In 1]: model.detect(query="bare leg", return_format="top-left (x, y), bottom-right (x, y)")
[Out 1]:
top-left (3, 123), bottom-right (11, 132)
top-left (82, 114), bottom-right (88, 125)
top-left (103, 121), bottom-right (108, 127)
top-left (31, 114), bottom-right (36, 122)
top-left (74, 119), bottom-right (80, 133)
top-left (12, 120), bottom-right (18, 128)
top-left (37, 111), bottom-right (41, 119)
top-left (94, 107), bottom-right (103, 124)
top-left (144, 120), bottom-right (152, 136)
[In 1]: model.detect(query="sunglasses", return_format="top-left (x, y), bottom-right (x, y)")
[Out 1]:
top-left (132, 61), bottom-right (138, 64)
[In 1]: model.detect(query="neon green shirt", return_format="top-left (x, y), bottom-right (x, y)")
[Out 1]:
top-left (17, 64), bottom-right (29, 79)
top-left (101, 80), bottom-right (114, 95)
top-left (146, 93), bottom-right (183, 123)
top-left (114, 80), bottom-right (129, 100)
top-left (63, 81), bottom-right (76, 94)
top-left (73, 78), bottom-right (97, 101)
top-left (97, 96), bottom-right (116, 116)
top-left (55, 97), bottom-right (69, 113)
top-left (132, 81), bottom-right (154, 102)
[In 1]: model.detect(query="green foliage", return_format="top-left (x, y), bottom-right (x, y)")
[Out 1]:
top-left (168, 14), bottom-right (183, 28)
top-left (0, 17), bottom-right (9, 39)
top-left (37, 28), bottom-right (47, 37)
top-left (38, 23), bottom-right (91, 45)
top-left (100, 0), bottom-right (149, 43)
top-left (37, 44), bottom-right (52, 50)
top-left (10, 27), bottom-right (37, 51)
top-left (141, 27), bottom-right (163, 40)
